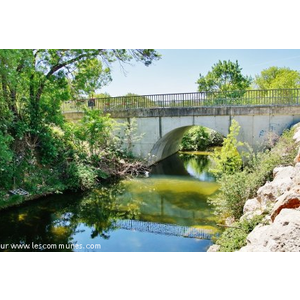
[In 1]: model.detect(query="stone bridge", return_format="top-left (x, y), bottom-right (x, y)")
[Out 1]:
top-left (62, 89), bottom-right (300, 164)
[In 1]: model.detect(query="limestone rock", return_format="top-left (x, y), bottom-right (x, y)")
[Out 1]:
top-left (257, 182), bottom-right (279, 208)
top-left (294, 148), bottom-right (300, 163)
top-left (293, 123), bottom-right (300, 161)
top-left (273, 166), bottom-right (296, 180)
top-left (257, 166), bottom-right (296, 208)
top-left (239, 209), bottom-right (300, 252)
top-left (207, 244), bottom-right (220, 252)
top-left (243, 198), bottom-right (261, 214)
top-left (241, 198), bottom-right (263, 222)
top-left (292, 124), bottom-right (300, 143)
top-left (270, 192), bottom-right (300, 221)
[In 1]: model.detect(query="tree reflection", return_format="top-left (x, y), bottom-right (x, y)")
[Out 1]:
top-left (0, 183), bottom-right (142, 251)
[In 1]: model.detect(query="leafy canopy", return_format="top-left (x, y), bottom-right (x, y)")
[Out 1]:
top-left (196, 60), bottom-right (252, 92)
top-left (254, 66), bottom-right (300, 89)
top-left (0, 49), bottom-right (160, 131)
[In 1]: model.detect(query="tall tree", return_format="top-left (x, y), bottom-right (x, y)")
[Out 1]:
top-left (196, 60), bottom-right (252, 92)
top-left (0, 49), bottom-right (160, 137)
top-left (254, 66), bottom-right (300, 89)
top-left (0, 49), bottom-right (161, 193)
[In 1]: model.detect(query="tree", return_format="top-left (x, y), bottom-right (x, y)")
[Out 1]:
top-left (196, 60), bottom-right (252, 93)
top-left (254, 66), bottom-right (300, 89)
top-left (0, 49), bottom-right (160, 138)
top-left (0, 49), bottom-right (161, 194)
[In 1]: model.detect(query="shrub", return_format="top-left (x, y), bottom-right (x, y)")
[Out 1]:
top-left (209, 126), bottom-right (298, 222)
top-left (216, 215), bottom-right (264, 252)
top-left (209, 171), bottom-right (252, 220)
top-left (210, 119), bottom-right (244, 178)
top-left (64, 161), bottom-right (98, 191)
top-left (208, 130), bottom-right (224, 147)
top-left (180, 126), bottom-right (210, 151)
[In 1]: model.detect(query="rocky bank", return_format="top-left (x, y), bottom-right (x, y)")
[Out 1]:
top-left (210, 123), bottom-right (300, 252)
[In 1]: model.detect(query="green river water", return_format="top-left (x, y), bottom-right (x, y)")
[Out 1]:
top-left (0, 152), bottom-right (221, 252)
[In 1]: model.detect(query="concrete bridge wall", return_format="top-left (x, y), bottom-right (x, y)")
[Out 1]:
top-left (64, 105), bottom-right (300, 164)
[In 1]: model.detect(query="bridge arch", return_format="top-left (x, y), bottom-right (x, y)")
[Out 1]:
top-left (150, 125), bottom-right (224, 163)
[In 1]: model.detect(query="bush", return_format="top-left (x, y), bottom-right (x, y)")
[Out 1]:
top-left (209, 126), bottom-right (298, 222)
top-left (209, 130), bottom-right (224, 147)
top-left (209, 171), bottom-right (253, 220)
top-left (210, 120), bottom-right (244, 178)
top-left (216, 215), bottom-right (264, 252)
top-left (180, 126), bottom-right (210, 151)
top-left (64, 161), bottom-right (98, 191)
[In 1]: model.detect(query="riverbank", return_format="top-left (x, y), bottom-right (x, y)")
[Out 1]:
top-left (0, 158), bottom-right (149, 212)
top-left (0, 191), bottom-right (56, 211)
top-left (208, 123), bottom-right (300, 252)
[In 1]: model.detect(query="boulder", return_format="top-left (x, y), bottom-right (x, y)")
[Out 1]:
top-left (243, 198), bottom-right (261, 214)
top-left (241, 198), bottom-right (263, 222)
top-left (257, 182), bottom-right (280, 209)
top-left (293, 123), bottom-right (300, 161)
top-left (207, 244), bottom-right (220, 252)
top-left (292, 124), bottom-right (300, 143)
top-left (270, 192), bottom-right (300, 221)
top-left (273, 166), bottom-right (296, 181)
top-left (256, 166), bottom-right (296, 208)
top-left (239, 224), bottom-right (271, 252)
top-left (239, 209), bottom-right (300, 252)
top-left (294, 148), bottom-right (300, 163)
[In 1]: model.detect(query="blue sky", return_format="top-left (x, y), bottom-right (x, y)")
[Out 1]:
top-left (101, 49), bottom-right (300, 97)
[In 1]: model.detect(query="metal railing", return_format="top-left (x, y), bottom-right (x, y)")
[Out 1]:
top-left (61, 88), bottom-right (300, 113)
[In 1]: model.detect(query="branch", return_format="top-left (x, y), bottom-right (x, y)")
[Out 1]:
top-left (45, 49), bottom-right (105, 79)
top-left (35, 50), bottom-right (103, 101)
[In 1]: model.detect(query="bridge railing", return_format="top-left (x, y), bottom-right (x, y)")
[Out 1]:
top-left (61, 88), bottom-right (300, 112)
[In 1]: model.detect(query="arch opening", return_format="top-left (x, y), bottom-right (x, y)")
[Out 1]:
top-left (149, 125), bottom-right (224, 164)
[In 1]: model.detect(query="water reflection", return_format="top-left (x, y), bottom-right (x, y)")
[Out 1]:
top-left (0, 152), bottom-right (220, 252)
top-left (179, 152), bottom-right (216, 182)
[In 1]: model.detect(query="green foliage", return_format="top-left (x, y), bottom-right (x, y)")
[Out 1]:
top-left (210, 119), bottom-right (244, 178)
top-left (0, 49), bottom-right (160, 206)
top-left (73, 109), bottom-right (114, 155)
top-left (197, 60), bottom-right (252, 93)
top-left (0, 131), bottom-right (14, 189)
top-left (180, 127), bottom-right (223, 152)
top-left (246, 129), bottom-right (298, 185)
top-left (216, 215), bottom-right (264, 252)
top-left (209, 130), bottom-right (224, 147)
top-left (64, 162), bottom-right (98, 191)
top-left (209, 171), bottom-right (251, 220)
top-left (209, 127), bottom-right (298, 222)
top-left (254, 66), bottom-right (300, 89)
top-left (72, 58), bottom-right (111, 97)
top-left (180, 126), bottom-right (210, 151)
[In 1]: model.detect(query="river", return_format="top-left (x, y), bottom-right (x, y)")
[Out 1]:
top-left (0, 152), bottom-right (221, 252)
